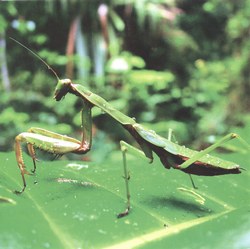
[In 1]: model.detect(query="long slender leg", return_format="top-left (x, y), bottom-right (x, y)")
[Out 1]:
top-left (179, 133), bottom-right (250, 169)
top-left (117, 141), bottom-right (152, 218)
top-left (188, 174), bottom-right (197, 189)
top-left (117, 141), bottom-right (130, 218)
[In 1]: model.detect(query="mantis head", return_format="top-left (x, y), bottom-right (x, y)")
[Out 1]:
top-left (54, 79), bottom-right (72, 101)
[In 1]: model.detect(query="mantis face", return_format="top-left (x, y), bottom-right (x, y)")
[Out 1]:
top-left (54, 79), bottom-right (72, 101)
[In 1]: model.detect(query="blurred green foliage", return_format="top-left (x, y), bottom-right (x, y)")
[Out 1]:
top-left (0, 0), bottom-right (250, 159)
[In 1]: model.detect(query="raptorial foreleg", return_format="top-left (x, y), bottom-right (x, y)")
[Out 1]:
top-left (14, 134), bottom-right (32, 194)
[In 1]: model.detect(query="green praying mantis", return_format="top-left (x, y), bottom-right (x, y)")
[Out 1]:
top-left (11, 38), bottom-right (250, 218)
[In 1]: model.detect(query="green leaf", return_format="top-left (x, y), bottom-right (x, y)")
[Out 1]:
top-left (0, 149), bottom-right (249, 249)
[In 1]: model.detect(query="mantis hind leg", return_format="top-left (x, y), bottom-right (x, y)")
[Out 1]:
top-left (188, 174), bottom-right (198, 189)
top-left (179, 133), bottom-right (250, 170)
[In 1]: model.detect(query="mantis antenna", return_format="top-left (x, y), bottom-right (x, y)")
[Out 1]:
top-left (9, 37), bottom-right (60, 81)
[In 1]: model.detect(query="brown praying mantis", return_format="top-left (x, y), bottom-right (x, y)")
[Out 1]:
top-left (12, 38), bottom-right (250, 218)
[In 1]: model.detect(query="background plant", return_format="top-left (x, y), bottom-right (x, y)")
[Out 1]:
top-left (0, 0), bottom-right (249, 158)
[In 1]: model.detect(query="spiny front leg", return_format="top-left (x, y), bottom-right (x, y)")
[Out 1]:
top-left (27, 143), bottom-right (38, 173)
top-left (14, 134), bottom-right (32, 194)
top-left (14, 129), bottom-right (82, 194)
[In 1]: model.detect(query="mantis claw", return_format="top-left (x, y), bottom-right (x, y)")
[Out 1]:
top-left (13, 190), bottom-right (23, 195)
top-left (117, 207), bottom-right (130, 218)
top-left (31, 157), bottom-right (39, 174)
top-left (13, 185), bottom-right (26, 195)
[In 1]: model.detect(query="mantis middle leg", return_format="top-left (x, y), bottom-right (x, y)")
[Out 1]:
top-left (118, 141), bottom-right (152, 218)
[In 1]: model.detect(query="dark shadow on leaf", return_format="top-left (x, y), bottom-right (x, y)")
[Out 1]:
top-left (143, 195), bottom-right (213, 217)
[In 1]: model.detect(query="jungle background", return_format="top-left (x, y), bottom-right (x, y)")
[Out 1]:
top-left (1, 0), bottom-right (250, 160)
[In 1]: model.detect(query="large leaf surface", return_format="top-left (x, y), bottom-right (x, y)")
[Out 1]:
top-left (0, 134), bottom-right (250, 249)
